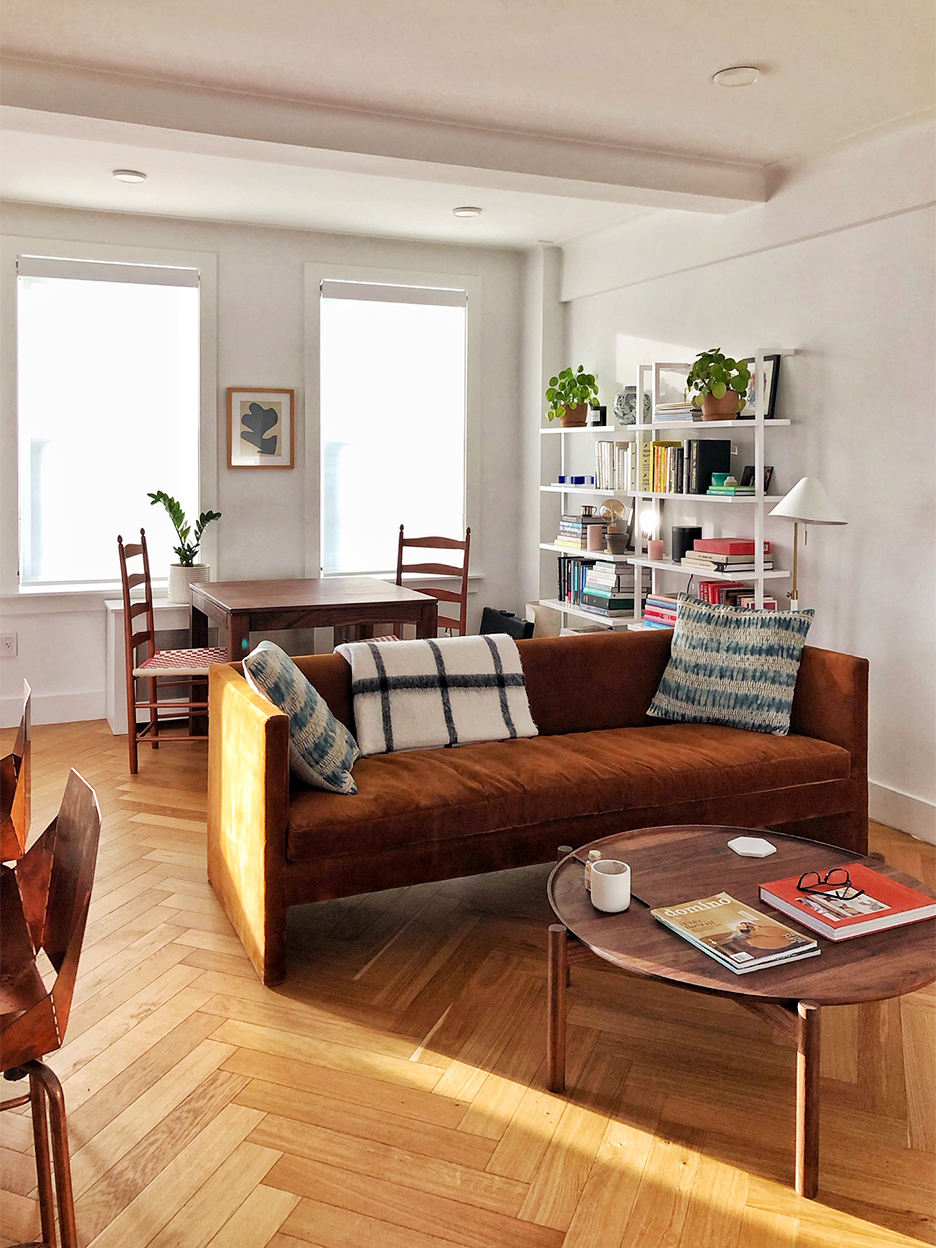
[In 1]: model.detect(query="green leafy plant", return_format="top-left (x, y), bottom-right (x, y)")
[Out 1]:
top-left (686, 348), bottom-right (751, 408)
top-left (147, 491), bottom-right (221, 566)
top-left (545, 366), bottom-right (599, 421)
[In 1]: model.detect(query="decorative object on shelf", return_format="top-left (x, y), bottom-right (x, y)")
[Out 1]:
top-left (227, 387), bottom-right (295, 468)
top-left (653, 363), bottom-right (691, 408)
top-left (769, 477), bottom-right (846, 610)
top-left (647, 539), bottom-right (665, 561)
top-left (587, 405), bottom-right (607, 427)
top-left (686, 349), bottom-right (752, 421)
top-left (599, 498), bottom-right (633, 552)
top-left (545, 366), bottom-right (599, 426)
top-left (672, 526), bottom-right (703, 564)
top-left (614, 387), bottom-right (652, 426)
top-left (740, 354), bottom-right (781, 420)
top-left (147, 490), bottom-right (221, 603)
top-left (741, 464), bottom-right (775, 492)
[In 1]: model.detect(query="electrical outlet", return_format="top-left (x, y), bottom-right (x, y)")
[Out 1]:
top-left (0, 633), bottom-right (17, 658)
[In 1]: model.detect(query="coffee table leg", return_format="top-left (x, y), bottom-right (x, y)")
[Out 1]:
top-left (795, 1001), bottom-right (821, 1198)
top-left (547, 924), bottom-right (567, 1093)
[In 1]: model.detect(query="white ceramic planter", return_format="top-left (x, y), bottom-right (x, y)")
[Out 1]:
top-left (168, 563), bottom-right (209, 604)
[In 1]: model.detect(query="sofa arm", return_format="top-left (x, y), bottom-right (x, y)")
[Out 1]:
top-left (207, 663), bottom-right (290, 984)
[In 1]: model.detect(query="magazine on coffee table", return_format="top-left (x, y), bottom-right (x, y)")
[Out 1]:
top-left (651, 892), bottom-right (819, 974)
top-left (759, 863), bottom-right (936, 941)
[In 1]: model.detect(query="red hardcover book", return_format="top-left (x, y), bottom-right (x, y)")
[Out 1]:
top-left (759, 863), bottom-right (936, 941)
top-left (692, 539), bottom-right (771, 556)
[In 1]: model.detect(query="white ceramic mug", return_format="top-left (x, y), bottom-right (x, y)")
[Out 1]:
top-left (590, 859), bottom-right (631, 913)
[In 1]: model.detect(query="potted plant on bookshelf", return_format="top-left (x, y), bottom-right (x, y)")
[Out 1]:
top-left (686, 349), bottom-right (752, 421)
top-left (546, 366), bottom-right (600, 427)
top-left (147, 491), bottom-right (222, 603)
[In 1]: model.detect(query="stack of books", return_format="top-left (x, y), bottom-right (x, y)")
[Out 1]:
top-left (594, 440), bottom-right (631, 491)
top-left (652, 893), bottom-right (819, 974)
top-left (681, 538), bottom-right (773, 576)
top-left (707, 482), bottom-right (755, 496)
top-left (555, 514), bottom-right (607, 551)
top-left (653, 401), bottom-right (697, 421)
top-left (760, 864), bottom-right (936, 941)
top-left (643, 593), bottom-right (679, 629)
top-left (580, 562), bottom-right (645, 617)
top-left (556, 554), bottom-right (595, 604)
top-left (696, 581), bottom-right (778, 607)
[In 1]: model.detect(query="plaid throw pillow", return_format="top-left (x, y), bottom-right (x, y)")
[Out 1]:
top-left (243, 641), bottom-right (360, 793)
top-left (647, 594), bottom-right (815, 736)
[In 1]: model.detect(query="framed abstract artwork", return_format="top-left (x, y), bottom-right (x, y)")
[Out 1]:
top-left (740, 355), bottom-right (781, 419)
top-left (227, 387), bottom-right (295, 468)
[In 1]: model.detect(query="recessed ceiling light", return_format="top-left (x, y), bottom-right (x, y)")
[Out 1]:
top-left (452, 206), bottom-right (482, 218)
top-left (712, 66), bottom-right (761, 88)
top-left (112, 169), bottom-right (148, 183)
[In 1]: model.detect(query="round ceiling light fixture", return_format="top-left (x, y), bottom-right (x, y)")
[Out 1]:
top-left (112, 169), bottom-right (148, 183)
top-left (452, 205), bottom-right (482, 218)
top-left (712, 65), bottom-right (761, 88)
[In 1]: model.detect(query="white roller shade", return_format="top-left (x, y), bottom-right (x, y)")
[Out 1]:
top-left (321, 279), bottom-right (466, 307)
top-left (17, 255), bottom-right (200, 287)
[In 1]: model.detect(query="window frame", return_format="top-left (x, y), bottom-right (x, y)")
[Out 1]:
top-left (0, 235), bottom-right (218, 598)
top-left (305, 262), bottom-right (481, 579)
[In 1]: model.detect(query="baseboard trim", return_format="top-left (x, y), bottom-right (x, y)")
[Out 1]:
top-left (0, 689), bottom-right (106, 728)
top-left (869, 781), bottom-right (936, 845)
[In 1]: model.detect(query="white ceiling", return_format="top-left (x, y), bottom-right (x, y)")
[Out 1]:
top-left (0, 118), bottom-right (647, 247)
top-left (0, 1), bottom-right (932, 245)
top-left (2, 0), bottom-right (932, 165)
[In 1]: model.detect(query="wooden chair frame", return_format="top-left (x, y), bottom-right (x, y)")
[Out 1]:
top-left (395, 525), bottom-right (471, 636)
top-left (1, 770), bottom-right (102, 1248)
top-left (1, 679), bottom-right (30, 862)
top-left (117, 529), bottom-right (221, 774)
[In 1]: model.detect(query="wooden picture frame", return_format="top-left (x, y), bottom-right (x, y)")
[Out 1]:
top-left (227, 387), bottom-right (295, 469)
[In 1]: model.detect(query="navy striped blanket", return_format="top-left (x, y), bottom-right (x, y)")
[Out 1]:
top-left (334, 634), bottom-right (538, 756)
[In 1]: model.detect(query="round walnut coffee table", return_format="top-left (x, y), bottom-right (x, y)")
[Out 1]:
top-left (546, 824), bottom-right (936, 1199)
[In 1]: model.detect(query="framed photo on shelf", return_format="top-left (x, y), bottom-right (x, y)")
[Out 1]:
top-left (740, 355), bottom-right (781, 419)
top-left (227, 387), bottom-right (295, 469)
top-left (653, 362), bottom-right (691, 408)
top-left (740, 464), bottom-right (774, 493)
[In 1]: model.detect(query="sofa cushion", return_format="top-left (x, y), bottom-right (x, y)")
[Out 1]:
top-left (648, 595), bottom-right (815, 736)
top-left (243, 641), bottom-right (360, 794)
top-left (286, 722), bottom-right (851, 861)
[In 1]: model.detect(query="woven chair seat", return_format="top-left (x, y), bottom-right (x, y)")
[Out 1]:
top-left (133, 647), bottom-right (228, 678)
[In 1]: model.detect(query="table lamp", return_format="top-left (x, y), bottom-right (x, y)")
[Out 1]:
top-left (769, 477), bottom-right (846, 610)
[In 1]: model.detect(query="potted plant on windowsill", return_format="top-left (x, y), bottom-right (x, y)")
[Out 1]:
top-left (148, 491), bottom-right (222, 603)
top-left (686, 348), bottom-right (752, 421)
top-left (546, 366), bottom-right (600, 427)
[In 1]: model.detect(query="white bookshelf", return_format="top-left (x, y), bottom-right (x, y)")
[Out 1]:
top-left (537, 349), bottom-right (795, 629)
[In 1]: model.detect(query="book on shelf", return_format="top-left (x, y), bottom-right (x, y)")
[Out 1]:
top-left (693, 539), bottom-right (771, 556)
top-left (651, 893), bottom-right (819, 974)
top-left (688, 439), bottom-right (732, 494)
top-left (708, 486), bottom-right (755, 496)
top-left (759, 864), bottom-right (936, 941)
top-left (682, 556), bottom-right (774, 573)
top-left (642, 619), bottom-right (674, 629)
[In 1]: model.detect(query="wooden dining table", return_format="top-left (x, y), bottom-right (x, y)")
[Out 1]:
top-left (190, 575), bottom-right (439, 661)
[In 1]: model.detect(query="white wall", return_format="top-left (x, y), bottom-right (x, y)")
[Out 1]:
top-left (0, 202), bottom-right (525, 726)
top-left (552, 121), bottom-right (936, 841)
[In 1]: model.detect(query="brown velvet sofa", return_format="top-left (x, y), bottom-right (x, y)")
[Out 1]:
top-left (207, 630), bottom-right (868, 984)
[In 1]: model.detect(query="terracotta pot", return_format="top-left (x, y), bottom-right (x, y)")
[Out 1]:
top-left (560, 404), bottom-right (589, 428)
top-left (701, 391), bottom-right (741, 421)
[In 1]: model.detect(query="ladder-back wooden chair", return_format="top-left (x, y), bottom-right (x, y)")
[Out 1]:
top-left (1, 680), bottom-right (30, 862)
top-left (1, 769), bottom-right (101, 1248)
top-left (395, 525), bottom-right (471, 636)
top-left (117, 529), bottom-right (227, 774)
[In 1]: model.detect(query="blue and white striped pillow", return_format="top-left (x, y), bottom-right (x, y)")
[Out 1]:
top-left (243, 641), bottom-right (360, 793)
top-left (647, 594), bottom-right (814, 736)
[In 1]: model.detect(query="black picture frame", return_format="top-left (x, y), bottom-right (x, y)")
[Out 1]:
top-left (740, 464), bottom-right (774, 493)
top-left (738, 354), bottom-right (781, 419)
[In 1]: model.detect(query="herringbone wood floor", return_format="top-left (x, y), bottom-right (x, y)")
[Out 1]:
top-left (1, 719), bottom-right (933, 1248)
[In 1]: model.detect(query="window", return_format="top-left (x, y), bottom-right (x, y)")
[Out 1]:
top-left (319, 280), bottom-right (467, 575)
top-left (17, 256), bottom-right (200, 587)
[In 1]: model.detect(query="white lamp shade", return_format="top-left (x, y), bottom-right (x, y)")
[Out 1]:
top-left (769, 477), bottom-right (846, 525)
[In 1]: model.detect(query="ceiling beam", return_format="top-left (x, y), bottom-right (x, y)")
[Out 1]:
top-left (0, 57), bottom-right (765, 214)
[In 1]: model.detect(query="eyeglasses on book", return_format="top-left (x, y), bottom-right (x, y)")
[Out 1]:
top-left (796, 867), bottom-right (865, 902)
